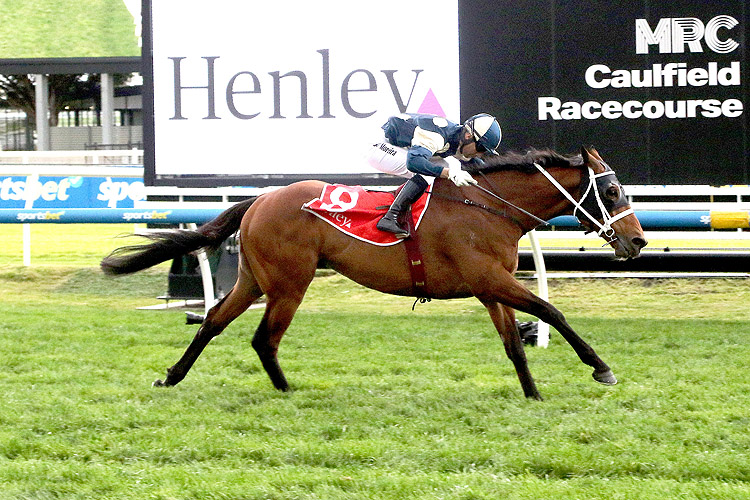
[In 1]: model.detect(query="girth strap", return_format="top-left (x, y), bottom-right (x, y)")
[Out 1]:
top-left (402, 207), bottom-right (429, 299)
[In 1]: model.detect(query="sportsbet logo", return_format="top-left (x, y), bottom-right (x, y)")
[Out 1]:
top-left (122, 210), bottom-right (172, 221)
top-left (16, 211), bottom-right (65, 221)
top-left (1, 177), bottom-right (72, 202)
top-left (97, 178), bottom-right (146, 208)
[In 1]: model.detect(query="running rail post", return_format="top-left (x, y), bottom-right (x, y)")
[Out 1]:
top-left (188, 223), bottom-right (216, 315)
top-left (22, 173), bottom-right (38, 266)
top-left (527, 229), bottom-right (550, 348)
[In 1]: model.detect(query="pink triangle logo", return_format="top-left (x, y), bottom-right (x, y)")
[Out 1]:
top-left (417, 88), bottom-right (446, 117)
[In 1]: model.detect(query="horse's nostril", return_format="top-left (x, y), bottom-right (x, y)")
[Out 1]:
top-left (633, 237), bottom-right (647, 249)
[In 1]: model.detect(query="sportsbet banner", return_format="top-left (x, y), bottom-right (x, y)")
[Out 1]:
top-left (0, 175), bottom-right (145, 209)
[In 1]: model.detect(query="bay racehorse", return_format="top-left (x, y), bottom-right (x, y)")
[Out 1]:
top-left (102, 147), bottom-right (646, 400)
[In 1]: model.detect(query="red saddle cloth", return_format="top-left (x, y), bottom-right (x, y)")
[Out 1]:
top-left (301, 180), bottom-right (434, 246)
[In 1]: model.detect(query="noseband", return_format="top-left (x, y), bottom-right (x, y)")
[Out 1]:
top-left (534, 163), bottom-right (634, 239)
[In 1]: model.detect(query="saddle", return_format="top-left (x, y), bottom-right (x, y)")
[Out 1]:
top-left (302, 182), bottom-right (433, 297)
top-left (301, 181), bottom-right (433, 246)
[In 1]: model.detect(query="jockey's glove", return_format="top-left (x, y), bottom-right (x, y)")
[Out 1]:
top-left (447, 160), bottom-right (478, 187)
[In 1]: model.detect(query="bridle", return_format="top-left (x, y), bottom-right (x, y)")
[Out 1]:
top-left (431, 160), bottom-right (634, 240)
top-left (533, 162), bottom-right (634, 240)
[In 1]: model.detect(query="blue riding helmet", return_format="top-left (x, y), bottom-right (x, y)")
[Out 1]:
top-left (465, 113), bottom-right (502, 154)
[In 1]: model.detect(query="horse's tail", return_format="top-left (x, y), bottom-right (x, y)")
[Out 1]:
top-left (101, 197), bottom-right (259, 276)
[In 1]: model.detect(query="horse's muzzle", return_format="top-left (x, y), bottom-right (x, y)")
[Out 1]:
top-left (613, 235), bottom-right (648, 259)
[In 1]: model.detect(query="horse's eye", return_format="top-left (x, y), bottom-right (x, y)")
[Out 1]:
top-left (606, 186), bottom-right (619, 199)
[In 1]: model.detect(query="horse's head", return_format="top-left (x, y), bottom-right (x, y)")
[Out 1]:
top-left (576, 146), bottom-right (647, 259)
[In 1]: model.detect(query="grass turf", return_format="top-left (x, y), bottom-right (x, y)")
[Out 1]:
top-left (0, 224), bottom-right (749, 499)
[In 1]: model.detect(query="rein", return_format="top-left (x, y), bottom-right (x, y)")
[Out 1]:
top-left (427, 190), bottom-right (509, 218)
top-left (475, 171), bottom-right (550, 226)
top-left (427, 172), bottom-right (550, 229)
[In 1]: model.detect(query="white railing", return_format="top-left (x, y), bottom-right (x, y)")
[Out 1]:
top-left (4, 151), bottom-right (750, 349)
top-left (0, 150), bottom-right (143, 166)
top-left (627, 184), bottom-right (750, 202)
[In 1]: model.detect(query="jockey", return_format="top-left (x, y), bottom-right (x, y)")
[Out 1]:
top-left (366, 112), bottom-right (502, 238)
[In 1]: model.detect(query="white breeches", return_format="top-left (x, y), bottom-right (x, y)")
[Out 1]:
top-left (365, 140), bottom-right (449, 179)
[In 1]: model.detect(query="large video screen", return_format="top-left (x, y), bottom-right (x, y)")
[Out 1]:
top-left (145, 0), bottom-right (748, 187)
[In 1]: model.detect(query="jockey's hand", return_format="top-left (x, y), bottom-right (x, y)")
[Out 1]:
top-left (447, 163), bottom-right (478, 187)
top-left (463, 157), bottom-right (485, 168)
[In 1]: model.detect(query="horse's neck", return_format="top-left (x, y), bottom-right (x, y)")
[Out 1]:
top-left (529, 166), bottom-right (584, 220)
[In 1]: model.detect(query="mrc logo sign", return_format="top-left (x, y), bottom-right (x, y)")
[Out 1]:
top-left (635, 15), bottom-right (740, 54)
top-left (537, 12), bottom-right (744, 122)
top-left (456, 1), bottom-right (748, 185)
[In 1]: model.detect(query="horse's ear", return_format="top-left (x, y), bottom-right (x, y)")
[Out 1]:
top-left (581, 146), bottom-right (591, 165)
top-left (581, 146), bottom-right (605, 172)
top-left (588, 146), bottom-right (603, 161)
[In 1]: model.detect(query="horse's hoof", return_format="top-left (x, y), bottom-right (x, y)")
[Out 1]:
top-left (593, 369), bottom-right (617, 385)
top-left (152, 379), bottom-right (167, 387)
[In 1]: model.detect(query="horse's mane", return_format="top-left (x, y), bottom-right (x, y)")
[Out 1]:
top-left (465, 148), bottom-right (583, 174)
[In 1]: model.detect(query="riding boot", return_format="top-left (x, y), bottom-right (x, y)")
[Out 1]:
top-left (376, 174), bottom-right (429, 238)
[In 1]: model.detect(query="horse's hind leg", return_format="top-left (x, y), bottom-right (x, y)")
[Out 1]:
top-left (153, 270), bottom-right (263, 387)
top-left (251, 295), bottom-right (303, 391)
top-left (484, 301), bottom-right (542, 400)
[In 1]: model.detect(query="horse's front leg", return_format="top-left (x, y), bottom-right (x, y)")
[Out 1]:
top-left (524, 296), bottom-right (617, 385)
top-left (474, 266), bottom-right (616, 386)
top-left (483, 301), bottom-right (542, 400)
